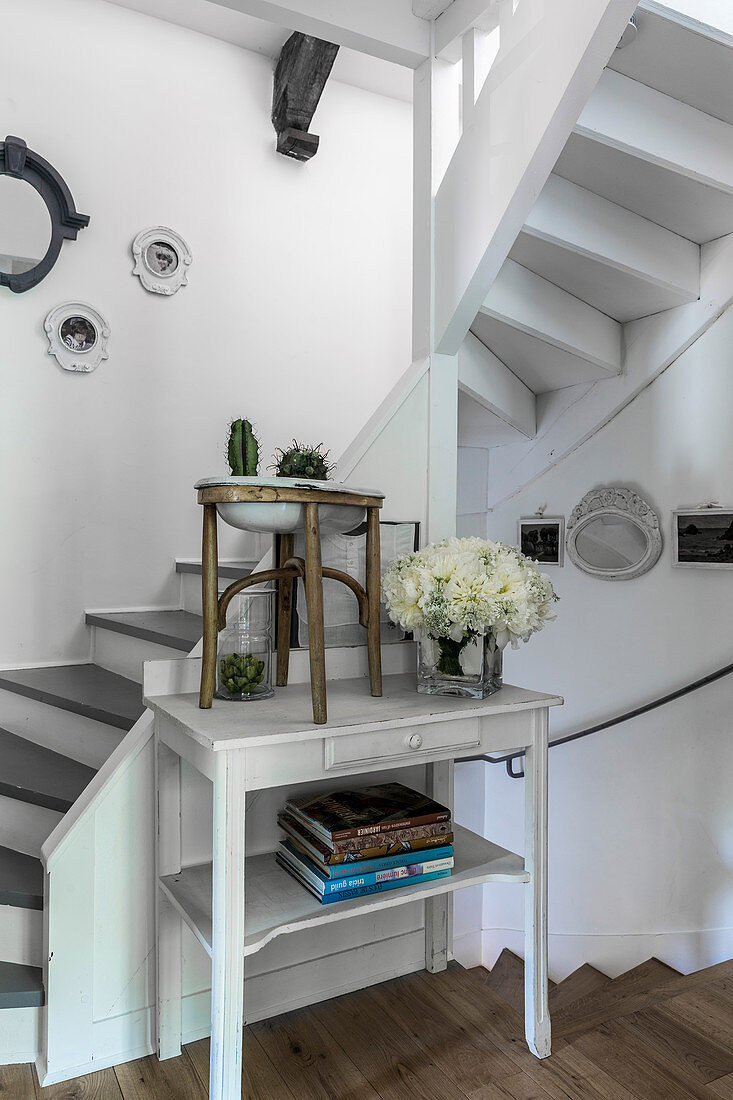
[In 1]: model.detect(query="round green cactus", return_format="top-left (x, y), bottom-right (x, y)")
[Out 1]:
top-left (219, 652), bottom-right (265, 695)
top-left (226, 418), bottom-right (260, 477)
top-left (271, 440), bottom-right (333, 480)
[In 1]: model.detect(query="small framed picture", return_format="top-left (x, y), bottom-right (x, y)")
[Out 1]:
top-left (673, 509), bottom-right (733, 569)
top-left (132, 226), bottom-right (192, 295)
top-left (44, 302), bottom-right (110, 373)
top-left (517, 516), bottom-right (564, 566)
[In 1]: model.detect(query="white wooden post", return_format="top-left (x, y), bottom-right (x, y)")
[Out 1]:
top-left (156, 737), bottom-right (182, 1060)
top-left (209, 750), bottom-right (247, 1099)
top-left (524, 707), bottom-right (551, 1058)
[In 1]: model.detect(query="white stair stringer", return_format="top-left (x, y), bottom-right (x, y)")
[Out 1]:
top-left (471, 260), bottom-right (622, 392)
top-left (555, 68), bottom-right (733, 243)
top-left (510, 174), bottom-right (700, 322)
top-left (485, 232), bottom-right (733, 508)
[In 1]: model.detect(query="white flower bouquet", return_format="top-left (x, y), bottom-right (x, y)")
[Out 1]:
top-left (381, 536), bottom-right (558, 696)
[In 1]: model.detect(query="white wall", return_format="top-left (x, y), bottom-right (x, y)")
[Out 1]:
top-left (0, 0), bottom-right (412, 665)
top-left (468, 307), bottom-right (733, 978)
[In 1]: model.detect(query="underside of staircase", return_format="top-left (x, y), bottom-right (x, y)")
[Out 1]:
top-left (458, 3), bottom-right (733, 466)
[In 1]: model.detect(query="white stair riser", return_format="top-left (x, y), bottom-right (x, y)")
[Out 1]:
top-left (0, 905), bottom-right (43, 967)
top-left (0, 689), bottom-right (123, 771)
top-left (0, 796), bottom-right (62, 860)
top-left (179, 571), bottom-right (234, 615)
top-left (0, 1006), bottom-right (40, 1065)
top-left (91, 627), bottom-right (189, 684)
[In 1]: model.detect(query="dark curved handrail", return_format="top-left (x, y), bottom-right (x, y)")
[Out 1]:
top-left (462, 659), bottom-right (733, 778)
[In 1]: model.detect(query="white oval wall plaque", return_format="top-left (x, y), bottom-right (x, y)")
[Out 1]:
top-left (44, 302), bottom-right (110, 373)
top-left (132, 226), bottom-right (192, 295)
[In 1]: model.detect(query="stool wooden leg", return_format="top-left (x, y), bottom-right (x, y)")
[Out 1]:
top-left (200, 503), bottom-right (219, 709)
top-left (277, 533), bottom-right (294, 687)
top-left (303, 502), bottom-right (327, 724)
top-left (366, 506), bottom-right (383, 698)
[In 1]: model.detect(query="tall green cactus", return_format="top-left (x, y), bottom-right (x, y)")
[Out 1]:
top-left (227, 418), bottom-right (259, 476)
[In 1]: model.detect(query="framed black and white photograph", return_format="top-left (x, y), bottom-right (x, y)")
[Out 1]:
top-left (60, 315), bottom-right (97, 353)
top-left (45, 302), bottom-right (110, 373)
top-left (517, 516), bottom-right (564, 566)
top-left (673, 509), bottom-right (733, 569)
top-left (132, 225), bottom-right (192, 295)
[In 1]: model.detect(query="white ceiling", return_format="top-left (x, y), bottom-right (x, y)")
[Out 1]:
top-left (101, 0), bottom-right (413, 101)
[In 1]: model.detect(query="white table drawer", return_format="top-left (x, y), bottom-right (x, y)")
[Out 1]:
top-left (325, 717), bottom-right (480, 771)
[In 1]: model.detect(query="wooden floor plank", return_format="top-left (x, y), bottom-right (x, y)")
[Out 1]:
top-left (660, 983), bottom-right (733, 1055)
top-left (186, 1031), bottom-right (297, 1099)
top-left (418, 965), bottom-right (636, 1100)
top-left (0, 1063), bottom-right (36, 1099)
top-left (616, 1005), bottom-right (733, 1084)
top-left (708, 1072), bottom-right (733, 1098)
top-left (368, 969), bottom-right (518, 1094)
top-left (470, 1071), bottom-right (554, 1098)
top-left (33, 1068), bottom-right (123, 1099)
top-left (472, 950), bottom-right (527, 1015)
top-left (114, 1052), bottom-right (205, 1100)
top-left (573, 1018), bottom-right (712, 1100)
top-left (309, 980), bottom-right (467, 1099)
top-left (250, 1005), bottom-right (381, 1100)
top-left (553, 958), bottom-right (681, 1041)
top-left (550, 966), bottom-right (611, 1015)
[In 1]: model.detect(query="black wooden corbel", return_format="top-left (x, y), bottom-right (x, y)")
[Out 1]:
top-left (271, 32), bottom-right (339, 161)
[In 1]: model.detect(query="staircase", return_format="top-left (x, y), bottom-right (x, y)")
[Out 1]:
top-left (459, 3), bottom-right (733, 462)
top-left (0, 558), bottom-right (253, 1055)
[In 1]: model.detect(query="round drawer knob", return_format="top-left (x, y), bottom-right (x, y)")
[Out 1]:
top-left (407, 732), bottom-right (423, 751)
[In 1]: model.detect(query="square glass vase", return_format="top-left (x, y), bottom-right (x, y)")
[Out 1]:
top-left (417, 633), bottom-right (503, 699)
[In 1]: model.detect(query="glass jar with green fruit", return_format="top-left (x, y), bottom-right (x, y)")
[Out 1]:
top-left (215, 588), bottom-right (274, 701)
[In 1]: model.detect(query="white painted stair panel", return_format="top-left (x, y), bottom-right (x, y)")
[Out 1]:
top-left (458, 332), bottom-right (536, 439)
top-left (0, 796), bottom-right (62, 859)
top-left (472, 260), bottom-right (622, 392)
top-left (0, 1006), bottom-right (40, 1065)
top-left (0, 905), bottom-right (43, 968)
top-left (556, 69), bottom-right (733, 242)
top-left (511, 174), bottom-right (700, 321)
top-left (0, 689), bottom-right (123, 770)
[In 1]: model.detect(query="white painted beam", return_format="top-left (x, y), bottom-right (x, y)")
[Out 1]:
top-left (203, 0), bottom-right (431, 66)
top-left (472, 261), bottom-right (622, 392)
top-left (511, 174), bottom-right (700, 321)
top-left (435, 0), bottom-right (500, 61)
top-left (556, 69), bottom-right (733, 242)
top-left (434, 0), bottom-right (638, 355)
top-left (458, 332), bottom-right (535, 438)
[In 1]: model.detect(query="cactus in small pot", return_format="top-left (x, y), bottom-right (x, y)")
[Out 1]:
top-left (226, 418), bottom-right (260, 477)
top-left (271, 440), bottom-right (333, 480)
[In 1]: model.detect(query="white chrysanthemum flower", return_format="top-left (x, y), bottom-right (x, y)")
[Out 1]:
top-left (381, 535), bottom-right (558, 648)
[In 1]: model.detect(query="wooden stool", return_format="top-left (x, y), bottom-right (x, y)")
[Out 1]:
top-left (196, 482), bottom-right (384, 724)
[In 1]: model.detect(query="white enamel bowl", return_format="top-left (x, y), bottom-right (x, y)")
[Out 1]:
top-left (194, 477), bottom-right (384, 535)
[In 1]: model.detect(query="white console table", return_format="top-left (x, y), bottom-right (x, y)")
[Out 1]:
top-left (145, 673), bottom-right (562, 1100)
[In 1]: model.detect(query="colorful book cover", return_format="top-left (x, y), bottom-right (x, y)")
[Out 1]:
top-left (276, 853), bottom-right (451, 905)
top-left (284, 782), bottom-right (450, 842)
top-left (279, 840), bottom-right (454, 894)
top-left (278, 813), bottom-right (455, 866)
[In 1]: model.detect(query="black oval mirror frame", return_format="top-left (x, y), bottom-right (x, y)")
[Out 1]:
top-left (0, 135), bottom-right (90, 294)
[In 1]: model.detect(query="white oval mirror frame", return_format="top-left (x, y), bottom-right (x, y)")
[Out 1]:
top-left (566, 488), bottom-right (662, 581)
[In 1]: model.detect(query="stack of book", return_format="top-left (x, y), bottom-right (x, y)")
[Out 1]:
top-left (276, 782), bottom-right (453, 904)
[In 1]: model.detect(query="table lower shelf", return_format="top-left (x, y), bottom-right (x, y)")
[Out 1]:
top-left (158, 823), bottom-right (528, 959)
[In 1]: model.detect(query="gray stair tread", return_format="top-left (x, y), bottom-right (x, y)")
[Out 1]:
top-left (0, 962), bottom-right (43, 1009)
top-left (0, 727), bottom-right (96, 813)
top-left (85, 609), bottom-right (203, 652)
top-left (0, 665), bottom-right (144, 731)
top-left (176, 558), bottom-right (257, 579)
top-left (0, 846), bottom-right (42, 910)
